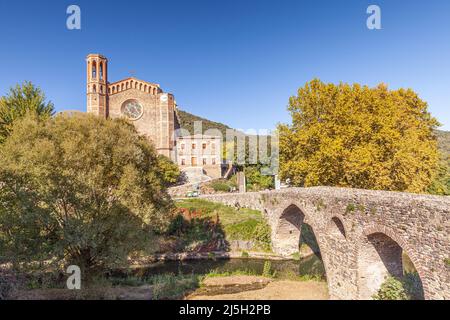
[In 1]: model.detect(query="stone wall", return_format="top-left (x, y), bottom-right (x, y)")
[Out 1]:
top-left (200, 187), bottom-right (450, 300)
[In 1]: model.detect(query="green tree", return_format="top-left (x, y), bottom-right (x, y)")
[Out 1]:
top-left (245, 165), bottom-right (274, 191)
top-left (0, 113), bottom-right (174, 278)
top-left (0, 81), bottom-right (54, 143)
top-left (278, 79), bottom-right (440, 193)
top-left (157, 155), bottom-right (183, 187)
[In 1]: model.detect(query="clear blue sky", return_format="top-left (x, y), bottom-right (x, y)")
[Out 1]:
top-left (0, 0), bottom-right (449, 130)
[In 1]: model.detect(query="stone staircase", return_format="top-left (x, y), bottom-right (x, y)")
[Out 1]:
top-left (181, 166), bottom-right (212, 184)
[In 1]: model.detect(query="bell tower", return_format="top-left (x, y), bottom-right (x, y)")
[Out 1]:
top-left (86, 54), bottom-right (108, 117)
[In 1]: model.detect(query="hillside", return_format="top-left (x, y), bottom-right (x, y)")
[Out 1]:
top-left (436, 130), bottom-right (450, 156)
top-left (175, 109), bottom-right (233, 137)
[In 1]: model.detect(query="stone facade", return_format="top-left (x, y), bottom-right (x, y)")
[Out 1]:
top-left (176, 135), bottom-right (222, 179)
top-left (86, 54), bottom-right (176, 159)
top-left (200, 187), bottom-right (450, 300)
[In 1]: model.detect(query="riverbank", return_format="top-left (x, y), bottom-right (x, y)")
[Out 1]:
top-left (129, 250), bottom-right (302, 266)
top-left (14, 276), bottom-right (328, 300)
top-left (188, 276), bottom-right (328, 300)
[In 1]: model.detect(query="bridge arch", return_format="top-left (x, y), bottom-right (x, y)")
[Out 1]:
top-left (358, 225), bottom-right (426, 300)
top-left (328, 216), bottom-right (347, 239)
top-left (272, 203), bottom-right (327, 258)
top-left (273, 204), bottom-right (305, 256)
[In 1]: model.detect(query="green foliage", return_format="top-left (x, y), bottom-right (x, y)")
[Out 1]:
top-left (245, 165), bottom-right (275, 191)
top-left (205, 268), bottom-right (256, 278)
top-left (172, 199), bottom-right (272, 252)
top-left (209, 179), bottom-right (234, 192)
top-left (224, 219), bottom-right (271, 251)
top-left (157, 155), bottom-right (183, 187)
top-left (262, 261), bottom-right (275, 278)
top-left (0, 81), bottom-right (54, 143)
top-left (252, 223), bottom-right (272, 251)
top-left (345, 203), bottom-right (356, 214)
top-left (225, 219), bottom-right (260, 240)
top-left (279, 79), bottom-right (440, 193)
top-left (0, 113), bottom-right (174, 278)
top-left (150, 273), bottom-right (200, 300)
top-left (168, 216), bottom-right (225, 252)
top-left (373, 273), bottom-right (424, 300)
top-left (372, 276), bottom-right (409, 300)
top-left (241, 251), bottom-right (249, 258)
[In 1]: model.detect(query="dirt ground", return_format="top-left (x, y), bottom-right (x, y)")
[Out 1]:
top-left (188, 277), bottom-right (329, 300)
top-left (13, 276), bottom-right (328, 300)
top-left (202, 275), bottom-right (271, 287)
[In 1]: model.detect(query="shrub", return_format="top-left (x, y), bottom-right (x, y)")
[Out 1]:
top-left (373, 273), bottom-right (424, 300)
top-left (372, 276), bottom-right (409, 300)
top-left (210, 180), bottom-right (232, 192)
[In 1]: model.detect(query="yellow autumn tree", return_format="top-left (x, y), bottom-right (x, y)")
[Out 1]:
top-left (278, 79), bottom-right (440, 193)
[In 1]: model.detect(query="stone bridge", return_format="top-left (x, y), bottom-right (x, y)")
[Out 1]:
top-left (200, 187), bottom-right (450, 300)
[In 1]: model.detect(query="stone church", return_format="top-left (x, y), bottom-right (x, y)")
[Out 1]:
top-left (86, 53), bottom-right (222, 180)
top-left (86, 53), bottom-right (176, 159)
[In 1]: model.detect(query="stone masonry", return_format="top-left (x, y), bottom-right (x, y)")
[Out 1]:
top-left (200, 187), bottom-right (450, 300)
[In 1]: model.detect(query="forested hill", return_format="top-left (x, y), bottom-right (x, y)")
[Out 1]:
top-left (176, 109), bottom-right (450, 157)
top-left (436, 130), bottom-right (450, 156)
top-left (175, 109), bottom-right (234, 137)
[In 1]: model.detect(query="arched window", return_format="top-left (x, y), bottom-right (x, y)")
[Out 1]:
top-left (100, 85), bottom-right (103, 94)
top-left (126, 82), bottom-right (129, 89)
top-left (93, 84), bottom-right (97, 93)
top-left (92, 61), bottom-right (97, 79)
top-left (139, 83), bottom-right (143, 90)
top-left (99, 62), bottom-right (103, 80)
top-left (144, 85), bottom-right (147, 92)
top-left (121, 83), bottom-right (124, 90)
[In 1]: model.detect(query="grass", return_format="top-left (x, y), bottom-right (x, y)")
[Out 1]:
top-left (204, 269), bottom-right (258, 278)
top-left (151, 274), bottom-right (201, 300)
top-left (174, 199), bottom-right (272, 251)
top-left (175, 198), bottom-right (262, 225)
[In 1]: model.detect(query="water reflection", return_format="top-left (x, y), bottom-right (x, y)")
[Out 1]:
top-left (123, 254), bottom-right (326, 281)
